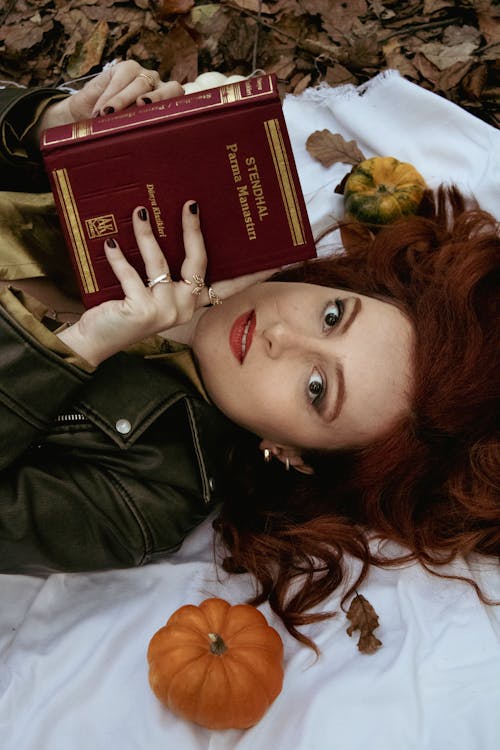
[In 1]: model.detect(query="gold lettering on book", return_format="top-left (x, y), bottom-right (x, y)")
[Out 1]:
top-left (245, 156), bottom-right (269, 221)
top-left (264, 119), bottom-right (306, 246)
top-left (237, 185), bottom-right (257, 241)
top-left (146, 183), bottom-right (166, 238)
top-left (85, 214), bottom-right (117, 239)
top-left (226, 144), bottom-right (242, 183)
top-left (52, 169), bottom-right (98, 293)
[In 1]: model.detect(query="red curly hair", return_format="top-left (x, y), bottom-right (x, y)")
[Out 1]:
top-left (215, 189), bottom-right (500, 649)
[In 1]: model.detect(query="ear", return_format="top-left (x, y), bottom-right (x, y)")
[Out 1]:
top-left (259, 439), bottom-right (315, 475)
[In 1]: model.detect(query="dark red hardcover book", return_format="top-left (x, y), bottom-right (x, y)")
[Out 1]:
top-left (41, 74), bottom-right (316, 308)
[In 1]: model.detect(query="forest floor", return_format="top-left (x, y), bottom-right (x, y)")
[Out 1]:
top-left (0, 0), bottom-right (498, 126)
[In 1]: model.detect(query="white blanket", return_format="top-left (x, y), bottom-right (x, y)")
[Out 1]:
top-left (1, 71), bottom-right (499, 750)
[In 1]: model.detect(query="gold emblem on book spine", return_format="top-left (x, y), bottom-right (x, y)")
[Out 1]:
top-left (52, 168), bottom-right (98, 294)
top-left (264, 119), bottom-right (306, 246)
top-left (72, 121), bottom-right (93, 139)
top-left (85, 215), bottom-right (117, 239)
top-left (220, 82), bottom-right (242, 104)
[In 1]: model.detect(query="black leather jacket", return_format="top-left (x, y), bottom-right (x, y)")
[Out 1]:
top-left (0, 85), bottom-right (233, 574)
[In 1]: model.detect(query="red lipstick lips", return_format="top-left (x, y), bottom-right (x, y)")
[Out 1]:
top-left (230, 310), bottom-right (256, 364)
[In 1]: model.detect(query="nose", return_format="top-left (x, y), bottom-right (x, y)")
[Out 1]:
top-left (263, 321), bottom-right (310, 359)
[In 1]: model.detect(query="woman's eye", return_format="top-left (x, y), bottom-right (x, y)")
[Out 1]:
top-left (323, 299), bottom-right (344, 329)
top-left (307, 370), bottom-right (324, 403)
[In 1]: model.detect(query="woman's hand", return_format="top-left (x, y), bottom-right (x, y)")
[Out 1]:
top-left (57, 201), bottom-right (206, 366)
top-left (57, 202), bottom-right (277, 367)
top-left (38, 60), bottom-right (184, 132)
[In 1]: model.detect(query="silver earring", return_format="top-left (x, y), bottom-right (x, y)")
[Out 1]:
top-left (285, 457), bottom-right (290, 471)
top-left (263, 448), bottom-right (272, 463)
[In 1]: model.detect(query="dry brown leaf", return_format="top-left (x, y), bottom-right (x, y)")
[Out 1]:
top-left (228, 0), bottom-right (273, 12)
top-left (476, 1), bottom-right (500, 46)
top-left (323, 63), bottom-right (358, 86)
top-left (461, 64), bottom-right (488, 99)
top-left (419, 41), bottom-right (478, 71)
top-left (438, 59), bottom-right (474, 92)
top-left (306, 130), bottom-right (365, 168)
top-left (0, 17), bottom-right (53, 52)
top-left (346, 593), bottom-right (382, 654)
top-left (383, 39), bottom-right (418, 79)
top-left (443, 25), bottom-right (481, 47)
top-left (315, 0), bottom-right (368, 43)
top-left (159, 25), bottom-right (199, 83)
top-left (423, 0), bottom-right (454, 13)
top-left (66, 19), bottom-right (108, 78)
top-left (370, 0), bottom-right (395, 20)
top-left (159, 0), bottom-right (195, 15)
top-left (267, 55), bottom-right (296, 80)
top-left (293, 73), bottom-right (312, 95)
top-left (412, 50), bottom-right (442, 86)
top-left (338, 31), bottom-right (381, 71)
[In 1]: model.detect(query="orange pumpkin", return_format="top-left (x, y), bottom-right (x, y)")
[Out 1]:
top-left (344, 156), bottom-right (427, 225)
top-left (147, 598), bottom-right (284, 730)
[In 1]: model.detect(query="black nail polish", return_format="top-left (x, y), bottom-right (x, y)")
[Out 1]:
top-left (106, 238), bottom-right (117, 248)
top-left (139, 208), bottom-right (148, 221)
top-left (103, 106), bottom-right (114, 114)
top-left (189, 202), bottom-right (198, 215)
top-left (142, 97), bottom-right (152, 104)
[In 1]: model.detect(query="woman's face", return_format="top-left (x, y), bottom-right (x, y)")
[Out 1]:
top-left (192, 282), bottom-right (414, 452)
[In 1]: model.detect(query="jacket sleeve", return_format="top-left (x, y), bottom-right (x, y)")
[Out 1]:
top-left (0, 288), bottom-right (212, 575)
top-left (0, 288), bottom-right (121, 574)
top-left (0, 287), bottom-right (93, 467)
top-left (0, 86), bottom-right (67, 191)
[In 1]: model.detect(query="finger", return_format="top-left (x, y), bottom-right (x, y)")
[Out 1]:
top-left (67, 69), bottom-right (114, 121)
top-left (136, 80), bottom-right (184, 107)
top-left (97, 75), bottom-right (161, 114)
top-left (179, 201), bottom-right (208, 297)
top-left (131, 207), bottom-right (171, 283)
top-left (104, 238), bottom-right (146, 298)
top-left (91, 61), bottom-right (146, 115)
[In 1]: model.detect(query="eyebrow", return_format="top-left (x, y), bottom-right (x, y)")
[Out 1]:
top-left (322, 296), bottom-right (362, 423)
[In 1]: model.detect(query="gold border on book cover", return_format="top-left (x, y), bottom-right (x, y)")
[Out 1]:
top-left (52, 169), bottom-right (98, 293)
top-left (264, 119), bottom-right (306, 246)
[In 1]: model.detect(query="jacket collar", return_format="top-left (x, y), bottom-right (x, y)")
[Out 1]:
top-left (76, 351), bottom-right (233, 504)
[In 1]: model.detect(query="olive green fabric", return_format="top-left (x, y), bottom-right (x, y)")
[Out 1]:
top-left (0, 85), bottom-right (233, 574)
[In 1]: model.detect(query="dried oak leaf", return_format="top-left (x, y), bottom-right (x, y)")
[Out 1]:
top-left (346, 593), bottom-right (382, 654)
top-left (306, 130), bottom-right (365, 168)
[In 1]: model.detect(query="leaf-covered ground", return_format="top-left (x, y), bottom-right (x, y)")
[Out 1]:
top-left (0, 0), bottom-right (498, 127)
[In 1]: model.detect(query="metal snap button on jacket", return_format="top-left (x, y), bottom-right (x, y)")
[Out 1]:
top-left (115, 418), bottom-right (132, 435)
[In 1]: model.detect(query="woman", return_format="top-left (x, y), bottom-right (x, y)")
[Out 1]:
top-left (0, 63), bottom-right (498, 645)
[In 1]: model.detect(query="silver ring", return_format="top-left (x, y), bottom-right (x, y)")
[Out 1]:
top-left (147, 272), bottom-right (171, 288)
top-left (138, 72), bottom-right (157, 91)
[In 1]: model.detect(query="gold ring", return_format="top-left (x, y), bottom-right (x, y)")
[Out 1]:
top-left (147, 272), bottom-right (172, 288)
top-left (138, 72), bottom-right (157, 91)
top-left (182, 273), bottom-right (205, 295)
top-left (208, 286), bottom-right (222, 306)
